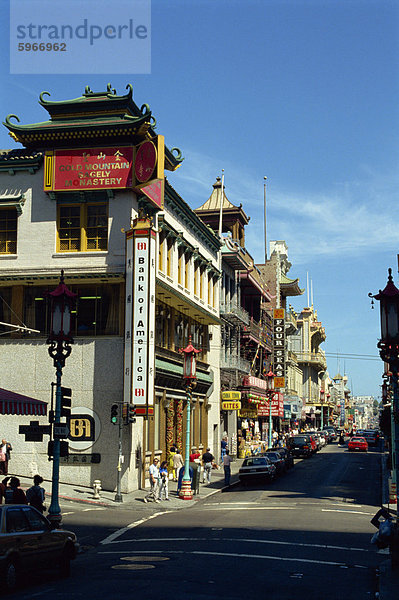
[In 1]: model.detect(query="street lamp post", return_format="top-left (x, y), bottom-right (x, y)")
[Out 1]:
top-left (320, 388), bottom-right (325, 430)
top-left (369, 268), bottom-right (399, 566)
top-left (266, 370), bottom-right (275, 449)
top-left (46, 270), bottom-right (76, 528)
top-left (179, 336), bottom-right (201, 500)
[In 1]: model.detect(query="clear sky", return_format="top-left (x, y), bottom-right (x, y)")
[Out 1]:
top-left (0, 0), bottom-right (398, 400)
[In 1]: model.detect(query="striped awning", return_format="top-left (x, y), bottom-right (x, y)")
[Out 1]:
top-left (0, 388), bottom-right (47, 416)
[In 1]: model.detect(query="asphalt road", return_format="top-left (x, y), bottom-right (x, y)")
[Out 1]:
top-left (9, 443), bottom-right (385, 600)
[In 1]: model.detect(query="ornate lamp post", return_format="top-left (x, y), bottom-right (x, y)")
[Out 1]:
top-left (266, 370), bottom-right (275, 449)
top-left (369, 268), bottom-right (399, 566)
top-left (46, 270), bottom-right (76, 527)
top-left (320, 388), bottom-right (325, 430)
top-left (179, 336), bottom-right (201, 500)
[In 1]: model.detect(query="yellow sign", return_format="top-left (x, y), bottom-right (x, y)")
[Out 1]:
top-left (221, 401), bottom-right (241, 411)
top-left (274, 377), bottom-right (285, 389)
top-left (274, 308), bottom-right (285, 319)
top-left (239, 409), bottom-right (258, 418)
top-left (221, 391), bottom-right (241, 400)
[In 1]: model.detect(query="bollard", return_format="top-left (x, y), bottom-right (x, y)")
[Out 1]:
top-left (93, 479), bottom-right (102, 499)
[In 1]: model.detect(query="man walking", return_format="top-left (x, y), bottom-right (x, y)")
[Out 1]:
top-left (202, 448), bottom-right (214, 484)
top-left (223, 449), bottom-right (233, 486)
top-left (0, 439), bottom-right (12, 476)
top-left (144, 458), bottom-right (160, 503)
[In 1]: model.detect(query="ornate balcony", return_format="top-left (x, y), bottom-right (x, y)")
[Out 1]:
top-left (220, 301), bottom-right (250, 326)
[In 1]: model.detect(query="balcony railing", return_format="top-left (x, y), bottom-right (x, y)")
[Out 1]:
top-left (295, 350), bottom-right (327, 370)
top-left (220, 351), bottom-right (251, 374)
top-left (220, 301), bottom-right (250, 326)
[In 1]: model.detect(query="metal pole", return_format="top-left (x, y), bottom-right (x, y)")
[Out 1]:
top-left (264, 176), bottom-right (267, 262)
top-left (179, 384), bottom-right (193, 499)
top-left (115, 406), bottom-right (123, 502)
top-left (48, 352), bottom-right (62, 527)
top-left (321, 400), bottom-right (324, 431)
top-left (392, 372), bottom-right (399, 509)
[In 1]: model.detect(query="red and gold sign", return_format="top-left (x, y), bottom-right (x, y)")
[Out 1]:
top-left (134, 140), bottom-right (157, 183)
top-left (134, 135), bottom-right (165, 209)
top-left (44, 146), bottom-right (133, 192)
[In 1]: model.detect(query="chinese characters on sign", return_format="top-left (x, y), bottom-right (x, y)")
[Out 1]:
top-left (273, 308), bottom-right (285, 389)
top-left (44, 146), bottom-right (133, 192)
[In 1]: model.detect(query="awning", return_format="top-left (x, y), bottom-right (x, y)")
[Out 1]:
top-left (0, 388), bottom-right (47, 416)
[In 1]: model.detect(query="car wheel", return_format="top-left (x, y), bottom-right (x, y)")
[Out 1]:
top-left (4, 558), bottom-right (18, 591)
top-left (59, 549), bottom-right (71, 578)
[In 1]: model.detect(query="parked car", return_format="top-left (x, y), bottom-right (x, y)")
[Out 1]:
top-left (266, 447), bottom-right (294, 470)
top-left (323, 426), bottom-right (338, 441)
top-left (261, 451), bottom-right (286, 476)
top-left (287, 435), bottom-right (315, 458)
top-left (0, 504), bottom-right (79, 591)
top-left (348, 436), bottom-right (368, 452)
top-left (239, 456), bottom-right (276, 484)
top-left (362, 430), bottom-right (378, 447)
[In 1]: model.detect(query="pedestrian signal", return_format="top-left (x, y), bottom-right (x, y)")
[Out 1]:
top-left (111, 403), bottom-right (119, 424)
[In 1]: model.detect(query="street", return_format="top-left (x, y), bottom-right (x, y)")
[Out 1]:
top-left (9, 443), bottom-right (385, 600)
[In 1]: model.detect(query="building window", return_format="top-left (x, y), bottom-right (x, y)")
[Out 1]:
top-left (194, 261), bottom-right (199, 296)
top-left (57, 203), bottom-right (108, 252)
top-left (177, 247), bottom-right (184, 285)
top-left (0, 287), bottom-right (12, 334)
top-left (200, 265), bottom-right (205, 299)
top-left (184, 253), bottom-right (190, 289)
top-left (166, 237), bottom-right (173, 277)
top-left (0, 209), bottom-right (17, 254)
top-left (158, 231), bottom-right (166, 273)
top-left (24, 283), bottom-right (120, 337)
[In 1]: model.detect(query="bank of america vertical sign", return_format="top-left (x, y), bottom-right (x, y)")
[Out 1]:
top-left (273, 308), bottom-right (285, 389)
top-left (124, 220), bottom-right (156, 416)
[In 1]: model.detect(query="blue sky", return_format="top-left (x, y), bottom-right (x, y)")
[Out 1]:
top-left (1, 0), bottom-right (398, 399)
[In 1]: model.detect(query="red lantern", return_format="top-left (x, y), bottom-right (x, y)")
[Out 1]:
top-left (265, 370), bottom-right (275, 392)
top-left (180, 337), bottom-right (201, 381)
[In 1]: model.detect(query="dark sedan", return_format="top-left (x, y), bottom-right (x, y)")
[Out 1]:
top-left (0, 504), bottom-right (79, 591)
top-left (262, 451), bottom-right (286, 475)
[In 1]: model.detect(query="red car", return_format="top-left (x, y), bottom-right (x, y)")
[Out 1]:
top-left (348, 436), bottom-right (368, 452)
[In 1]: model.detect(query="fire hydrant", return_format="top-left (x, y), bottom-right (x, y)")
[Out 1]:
top-left (93, 479), bottom-right (102, 499)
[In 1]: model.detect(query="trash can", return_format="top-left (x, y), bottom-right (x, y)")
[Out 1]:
top-left (190, 461), bottom-right (201, 495)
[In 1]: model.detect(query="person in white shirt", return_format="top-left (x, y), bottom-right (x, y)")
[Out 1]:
top-left (223, 449), bottom-right (233, 486)
top-left (144, 458), bottom-right (160, 503)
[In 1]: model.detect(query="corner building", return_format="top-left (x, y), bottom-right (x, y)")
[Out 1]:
top-left (0, 84), bottom-right (221, 492)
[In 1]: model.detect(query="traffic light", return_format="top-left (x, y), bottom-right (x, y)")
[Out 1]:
top-left (60, 387), bottom-right (72, 418)
top-left (128, 404), bottom-right (136, 424)
top-left (111, 403), bottom-right (119, 424)
top-left (47, 440), bottom-right (69, 458)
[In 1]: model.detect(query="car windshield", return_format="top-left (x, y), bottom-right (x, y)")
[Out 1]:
top-left (267, 453), bottom-right (279, 459)
top-left (352, 437), bottom-right (366, 442)
top-left (291, 436), bottom-right (308, 443)
top-left (243, 457), bottom-right (268, 467)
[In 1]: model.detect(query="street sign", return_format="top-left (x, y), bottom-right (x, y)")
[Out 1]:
top-left (19, 421), bottom-right (51, 442)
top-left (53, 424), bottom-right (70, 439)
top-left (221, 391), bottom-right (241, 401)
top-left (221, 401), bottom-right (241, 411)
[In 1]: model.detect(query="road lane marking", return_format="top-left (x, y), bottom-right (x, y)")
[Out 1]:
top-left (321, 509), bottom-right (374, 516)
top-left (100, 511), bottom-right (172, 545)
top-left (203, 506), bottom-right (296, 510)
top-left (101, 536), bottom-right (371, 553)
top-left (98, 549), bottom-right (368, 569)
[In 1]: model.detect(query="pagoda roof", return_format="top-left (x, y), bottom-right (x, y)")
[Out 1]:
top-left (3, 84), bottom-right (183, 171)
top-left (280, 273), bottom-right (304, 297)
top-left (0, 148), bottom-right (43, 173)
top-left (195, 177), bottom-right (250, 224)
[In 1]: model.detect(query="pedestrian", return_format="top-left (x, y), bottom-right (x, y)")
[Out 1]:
top-left (0, 439), bottom-right (12, 476)
top-left (3, 476), bottom-right (28, 504)
top-left (143, 458), bottom-right (160, 503)
top-left (167, 446), bottom-right (177, 480)
top-left (173, 449), bottom-right (184, 482)
top-left (26, 475), bottom-right (46, 513)
top-left (158, 461), bottom-right (169, 501)
top-left (221, 437), bottom-right (227, 463)
top-left (189, 447), bottom-right (201, 463)
top-left (223, 449), bottom-right (233, 486)
top-left (202, 448), bottom-right (214, 484)
top-left (0, 479), bottom-right (5, 504)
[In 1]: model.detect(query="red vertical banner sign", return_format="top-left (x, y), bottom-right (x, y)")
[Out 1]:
top-left (273, 308), bottom-right (285, 389)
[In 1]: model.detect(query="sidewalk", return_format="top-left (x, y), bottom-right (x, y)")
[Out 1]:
top-left (378, 451), bottom-right (398, 600)
top-left (15, 458), bottom-right (243, 513)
